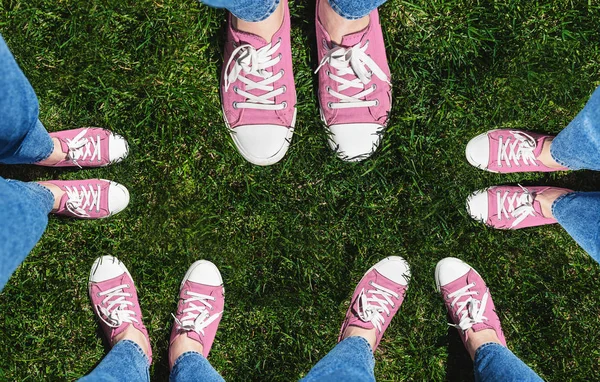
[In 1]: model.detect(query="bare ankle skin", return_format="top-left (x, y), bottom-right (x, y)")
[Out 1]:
top-left (113, 325), bottom-right (150, 357)
top-left (342, 326), bottom-right (377, 351)
top-left (536, 188), bottom-right (572, 218)
top-left (36, 182), bottom-right (64, 211)
top-left (538, 138), bottom-right (564, 169)
top-left (36, 138), bottom-right (67, 166)
top-left (318, 0), bottom-right (370, 44)
top-left (465, 328), bottom-right (502, 360)
top-left (169, 334), bottom-right (204, 369)
top-left (232, 1), bottom-right (284, 42)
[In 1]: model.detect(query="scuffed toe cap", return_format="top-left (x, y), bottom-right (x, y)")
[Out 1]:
top-left (328, 123), bottom-right (384, 162)
top-left (107, 181), bottom-right (130, 216)
top-left (231, 124), bottom-right (293, 166)
top-left (373, 256), bottom-right (411, 286)
top-left (435, 257), bottom-right (472, 288)
top-left (108, 133), bottom-right (129, 163)
top-left (465, 132), bottom-right (490, 169)
top-left (466, 190), bottom-right (489, 223)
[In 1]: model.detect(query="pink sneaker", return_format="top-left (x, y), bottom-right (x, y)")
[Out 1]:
top-left (40, 128), bottom-right (129, 168)
top-left (465, 129), bottom-right (569, 173)
top-left (221, 0), bottom-right (296, 166)
top-left (43, 179), bottom-right (130, 219)
top-left (315, 0), bottom-right (391, 162)
top-left (466, 185), bottom-right (572, 229)
top-left (435, 257), bottom-right (506, 347)
top-left (169, 260), bottom-right (225, 366)
top-left (339, 257), bottom-right (410, 351)
top-left (88, 256), bottom-right (152, 363)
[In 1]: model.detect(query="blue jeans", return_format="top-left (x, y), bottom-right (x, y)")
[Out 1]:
top-left (0, 34), bottom-right (54, 292)
top-left (82, 337), bottom-right (541, 381)
top-left (79, 341), bottom-right (223, 382)
top-left (199, 0), bottom-right (386, 22)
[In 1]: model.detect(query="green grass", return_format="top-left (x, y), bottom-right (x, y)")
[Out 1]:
top-left (1, 0), bottom-right (600, 380)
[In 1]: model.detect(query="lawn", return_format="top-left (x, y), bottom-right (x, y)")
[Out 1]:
top-left (1, 0), bottom-right (600, 380)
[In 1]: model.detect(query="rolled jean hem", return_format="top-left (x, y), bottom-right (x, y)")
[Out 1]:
top-left (230, 0), bottom-right (280, 22)
top-left (6, 180), bottom-right (55, 213)
top-left (549, 139), bottom-right (575, 170)
top-left (172, 350), bottom-right (204, 369)
top-left (551, 191), bottom-right (575, 219)
top-left (120, 339), bottom-right (151, 366)
top-left (474, 341), bottom-right (504, 359)
top-left (327, 0), bottom-right (374, 19)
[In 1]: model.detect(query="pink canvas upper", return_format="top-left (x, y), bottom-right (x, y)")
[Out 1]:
top-left (338, 268), bottom-right (407, 351)
top-left (169, 279), bottom-right (225, 360)
top-left (315, 0), bottom-right (391, 127)
top-left (440, 268), bottom-right (507, 347)
top-left (482, 186), bottom-right (565, 229)
top-left (482, 129), bottom-right (568, 173)
top-left (46, 128), bottom-right (122, 167)
top-left (46, 179), bottom-right (113, 219)
top-left (89, 271), bottom-right (152, 363)
top-left (221, 0), bottom-right (296, 129)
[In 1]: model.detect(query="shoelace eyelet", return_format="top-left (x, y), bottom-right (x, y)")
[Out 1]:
top-left (233, 102), bottom-right (238, 109)
top-left (327, 102), bottom-right (333, 108)
top-left (374, 99), bottom-right (380, 106)
top-left (233, 86), bottom-right (239, 93)
top-left (326, 86), bottom-right (331, 93)
top-left (372, 84), bottom-right (377, 90)
top-left (281, 101), bottom-right (288, 109)
top-left (282, 85), bottom-right (287, 93)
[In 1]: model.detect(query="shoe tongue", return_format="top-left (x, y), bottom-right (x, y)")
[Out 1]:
top-left (236, 30), bottom-right (268, 49)
top-left (340, 26), bottom-right (368, 48)
top-left (186, 329), bottom-right (204, 345)
top-left (533, 135), bottom-right (547, 158)
top-left (57, 191), bottom-right (70, 212)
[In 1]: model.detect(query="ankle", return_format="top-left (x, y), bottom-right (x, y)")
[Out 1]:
top-left (342, 326), bottom-right (376, 351)
top-left (232, 0), bottom-right (284, 42)
top-left (169, 333), bottom-right (204, 369)
top-left (36, 138), bottom-right (67, 166)
top-left (538, 138), bottom-right (563, 169)
top-left (113, 325), bottom-right (150, 357)
top-left (318, 0), bottom-right (370, 44)
top-left (536, 188), bottom-right (571, 218)
top-left (36, 182), bottom-right (64, 211)
top-left (465, 329), bottom-right (502, 360)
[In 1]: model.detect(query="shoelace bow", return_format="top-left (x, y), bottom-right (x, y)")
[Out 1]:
top-left (447, 282), bottom-right (489, 332)
top-left (173, 291), bottom-right (221, 336)
top-left (96, 284), bottom-right (138, 328)
top-left (224, 41), bottom-right (286, 111)
top-left (315, 40), bottom-right (389, 109)
top-left (65, 129), bottom-right (101, 168)
top-left (496, 185), bottom-right (537, 228)
top-left (64, 184), bottom-right (102, 218)
top-left (497, 131), bottom-right (539, 168)
top-left (356, 281), bottom-right (399, 333)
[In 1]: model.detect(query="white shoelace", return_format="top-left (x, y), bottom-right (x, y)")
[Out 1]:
top-left (497, 131), bottom-right (539, 168)
top-left (356, 281), bottom-right (399, 333)
top-left (65, 129), bottom-right (101, 168)
top-left (64, 184), bottom-right (102, 217)
top-left (315, 40), bottom-right (390, 109)
top-left (223, 40), bottom-right (286, 111)
top-left (496, 185), bottom-right (537, 228)
top-left (173, 291), bottom-right (221, 336)
top-left (447, 283), bottom-right (489, 332)
top-left (96, 284), bottom-right (138, 328)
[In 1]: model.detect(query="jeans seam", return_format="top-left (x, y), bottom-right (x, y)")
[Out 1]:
top-left (120, 339), bottom-right (151, 365)
top-left (551, 191), bottom-right (574, 221)
top-left (474, 341), bottom-right (502, 360)
top-left (549, 138), bottom-right (573, 170)
top-left (327, 0), bottom-right (365, 20)
top-left (172, 350), bottom-right (203, 369)
top-left (19, 120), bottom-right (54, 164)
top-left (231, 0), bottom-right (279, 22)
top-left (347, 336), bottom-right (376, 363)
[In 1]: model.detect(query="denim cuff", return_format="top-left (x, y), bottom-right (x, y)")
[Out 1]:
top-left (204, 0), bottom-right (279, 22)
top-left (5, 180), bottom-right (55, 214)
top-left (549, 138), bottom-right (574, 170)
top-left (327, 0), bottom-right (383, 20)
top-left (343, 336), bottom-right (376, 363)
top-left (117, 339), bottom-right (151, 366)
top-left (172, 350), bottom-right (204, 369)
top-left (473, 341), bottom-right (504, 361)
top-left (550, 191), bottom-right (576, 222)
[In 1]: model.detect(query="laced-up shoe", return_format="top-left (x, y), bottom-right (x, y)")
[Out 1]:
top-left (465, 129), bottom-right (569, 173)
top-left (221, 0), bottom-right (296, 166)
top-left (169, 260), bottom-right (225, 366)
top-left (43, 179), bottom-right (129, 219)
top-left (466, 185), bottom-right (572, 229)
top-left (88, 256), bottom-right (152, 363)
top-left (315, 0), bottom-right (391, 162)
top-left (435, 257), bottom-right (506, 347)
top-left (339, 256), bottom-right (410, 351)
top-left (39, 128), bottom-right (129, 168)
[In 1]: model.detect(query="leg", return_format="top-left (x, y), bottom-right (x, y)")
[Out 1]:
top-left (78, 340), bottom-right (150, 382)
top-left (170, 352), bottom-right (224, 382)
top-left (552, 191), bottom-right (600, 264)
top-left (473, 343), bottom-right (542, 382)
top-left (300, 337), bottom-right (375, 382)
top-left (201, 0), bottom-right (279, 22)
top-left (551, 85), bottom-right (600, 170)
top-left (0, 177), bottom-right (53, 291)
top-left (326, 0), bottom-right (387, 21)
top-left (0, 34), bottom-right (53, 164)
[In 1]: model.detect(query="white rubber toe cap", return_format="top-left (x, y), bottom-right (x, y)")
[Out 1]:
top-left (231, 124), bottom-right (293, 166)
top-left (465, 132), bottom-right (490, 169)
top-left (89, 255), bottom-right (130, 283)
top-left (108, 133), bottom-right (129, 163)
top-left (182, 260), bottom-right (223, 287)
top-left (371, 256), bottom-right (411, 286)
top-left (466, 190), bottom-right (489, 223)
top-left (328, 123), bottom-right (384, 162)
top-left (435, 257), bottom-right (472, 289)
top-left (107, 181), bottom-right (130, 216)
